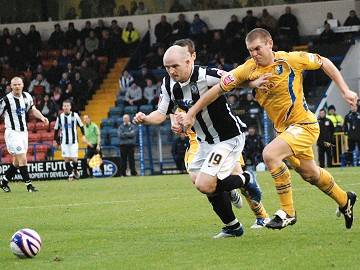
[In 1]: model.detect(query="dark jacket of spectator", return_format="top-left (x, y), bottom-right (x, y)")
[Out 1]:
top-left (155, 16), bottom-right (172, 44)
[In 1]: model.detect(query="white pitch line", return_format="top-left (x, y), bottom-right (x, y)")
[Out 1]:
top-left (4, 182), bottom-right (360, 211)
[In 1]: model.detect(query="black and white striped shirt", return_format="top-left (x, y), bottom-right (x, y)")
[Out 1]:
top-left (0, 92), bottom-right (34, 131)
top-left (157, 66), bottom-right (246, 144)
top-left (54, 112), bottom-right (84, 144)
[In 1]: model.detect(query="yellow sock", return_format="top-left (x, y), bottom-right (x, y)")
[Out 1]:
top-left (316, 168), bottom-right (347, 207)
top-left (270, 163), bottom-right (295, 216)
top-left (245, 196), bottom-right (269, 219)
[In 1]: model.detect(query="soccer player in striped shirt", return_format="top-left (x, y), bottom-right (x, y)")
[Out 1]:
top-left (0, 77), bottom-right (49, 192)
top-left (53, 100), bottom-right (86, 181)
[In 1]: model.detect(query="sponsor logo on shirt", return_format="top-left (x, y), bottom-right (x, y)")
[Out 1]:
top-left (222, 74), bottom-right (235, 86)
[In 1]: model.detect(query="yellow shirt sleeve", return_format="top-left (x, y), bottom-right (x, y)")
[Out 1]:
top-left (220, 60), bottom-right (253, 92)
top-left (288, 51), bottom-right (323, 71)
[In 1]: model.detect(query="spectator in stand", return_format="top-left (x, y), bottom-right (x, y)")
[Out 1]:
top-left (143, 79), bottom-right (159, 107)
top-left (208, 31), bottom-right (224, 59)
top-left (79, 0), bottom-right (95, 18)
top-left (39, 94), bottom-right (58, 122)
top-left (119, 70), bottom-right (134, 93)
top-left (118, 114), bottom-right (138, 176)
top-left (244, 92), bottom-right (261, 127)
top-left (172, 14), bottom-right (190, 40)
top-left (344, 10), bottom-right (360, 26)
top-left (72, 72), bottom-right (88, 107)
top-left (28, 73), bottom-right (50, 95)
top-left (190, 14), bottom-right (207, 37)
top-left (225, 15), bottom-right (243, 40)
top-left (65, 62), bottom-right (76, 81)
top-left (324, 12), bottom-right (340, 27)
top-left (278, 6), bottom-right (299, 44)
top-left (169, 0), bottom-right (186, 13)
top-left (134, 1), bottom-right (149, 15)
top-left (319, 23), bottom-right (336, 45)
top-left (65, 7), bottom-right (77, 20)
top-left (0, 77), bottom-right (8, 96)
top-left (243, 126), bottom-right (264, 167)
top-left (98, 29), bottom-right (116, 65)
top-left (62, 83), bottom-right (74, 105)
top-left (317, 108), bottom-right (334, 168)
top-left (260, 9), bottom-right (278, 36)
top-left (227, 94), bottom-right (240, 115)
top-left (327, 105), bottom-right (344, 131)
top-left (171, 133), bottom-right (189, 173)
top-left (99, 0), bottom-right (115, 17)
top-left (79, 60), bottom-right (97, 85)
top-left (13, 27), bottom-right (27, 51)
top-left (3, 37), bottom-right (15, 62)
top-left (81, 21), bottom-right (93, 40)
top-left (118, 4), bottom-right (129, 16)
top-left (46, 59), bottom-right (63, 85)
top-left (65, 22), bottom-right (81, 48)
top-left (129, 1), bottom-right (138, 15)
top-left (136, 66), bottom-right (156, 88)
top-left (52, 86), bottom-right (63, 108)
top-left (72, 52), bottom-right (83, 68)
top-left (74, 38), bottom-right (86, 56)
top-left (196, 25), bottom-right (212, 50)
top-left (124, 82), bottom-right (143, 107)
top-left (344, 104), bottom-right (360, 165)
top-left (95, 19), bottom-right (109, 39)
top-left (12, 45), bottom-right (26, 72)
top-left (110, 19), bottom-right (122, 36)
top-left (48, 23), bottom-right (66, 49)
top-left (27, 25), bottom-right (42, 55)
top-left (85, 30), bottom-right (99, 54)
top-left (147, 46), bottom-right (165, 69)
top-left (59, 72), bottom-right (71, 91)
top-left (154, 15), bottom-right (172, 45)
top-left (121, 22), bottom-right (140, 56)
top-left (58, 49), bottom-right (72, 68)
top-left (242, 10), bottom-right (259, 34)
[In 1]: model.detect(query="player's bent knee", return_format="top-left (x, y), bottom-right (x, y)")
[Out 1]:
top-left (195, 179), bottom-right (216, 194)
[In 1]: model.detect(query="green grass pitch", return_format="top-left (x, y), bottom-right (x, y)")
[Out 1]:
top-left (0, 167), bottom-right (359, 270)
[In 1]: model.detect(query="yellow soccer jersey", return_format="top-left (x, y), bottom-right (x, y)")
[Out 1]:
top-left (220, 51), bottom-right (322, 132)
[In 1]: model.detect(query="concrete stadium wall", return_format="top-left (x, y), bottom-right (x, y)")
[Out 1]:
top-left (0, 0), bottom-right (357, 41)
top-left (316, 40), bottom-right (360, 117)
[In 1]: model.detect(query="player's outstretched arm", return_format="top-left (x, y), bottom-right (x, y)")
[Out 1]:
top-left (133, 110), bottom-right (167, 125)
top-left (30, 107), bottom-right (49, 125)
top-left (321, 56), bottom-right (358, 106)
top-left (182, 83), bottom-right (223, 129)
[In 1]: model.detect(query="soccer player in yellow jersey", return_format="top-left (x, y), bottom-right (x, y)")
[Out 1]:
top-left (182, 28), bottom-right (357, 230)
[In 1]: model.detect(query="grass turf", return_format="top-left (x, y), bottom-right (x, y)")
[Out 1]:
top-left (0, 167), bottom-right (359, 270)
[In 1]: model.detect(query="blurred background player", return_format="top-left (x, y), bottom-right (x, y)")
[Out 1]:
top-left (83, 114), bottom-right (104, 177)
top-left (53, 100), bottom-right (86, 181)
top-left (0, 77), bottom-right (48, 192)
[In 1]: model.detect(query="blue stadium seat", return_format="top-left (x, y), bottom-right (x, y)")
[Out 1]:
top-left (115, 118), bottom-right (123, 127)
top-left (116, 97), bottom-right (125, 107)
top-left (139, 104), bottom-right (153, 114)
top-left (124, 105), bottom-right (138, 115)
top-left (108, 128), bottom-right (118, 138)
top-left (110, 137), bottom-right (121, 146)
top-left (109, 106), bottom-right (123, 118)
top-left (101, 118), bottom-right (115, 128)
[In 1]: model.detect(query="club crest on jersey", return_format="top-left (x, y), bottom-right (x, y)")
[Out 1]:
top-left (223, 74), bottom-right (235, 86)
top-left (275, 65), bottom-right (283, 75)
top-left (190, 83), bottom-right (199, 95)
top-left (176, 99), bottom-right (193, 111)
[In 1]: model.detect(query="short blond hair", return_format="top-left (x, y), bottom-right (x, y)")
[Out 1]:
top-left (10, 76), bottom-right (23, 84)
top-left (246, 28), bottom-right (272, 43)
